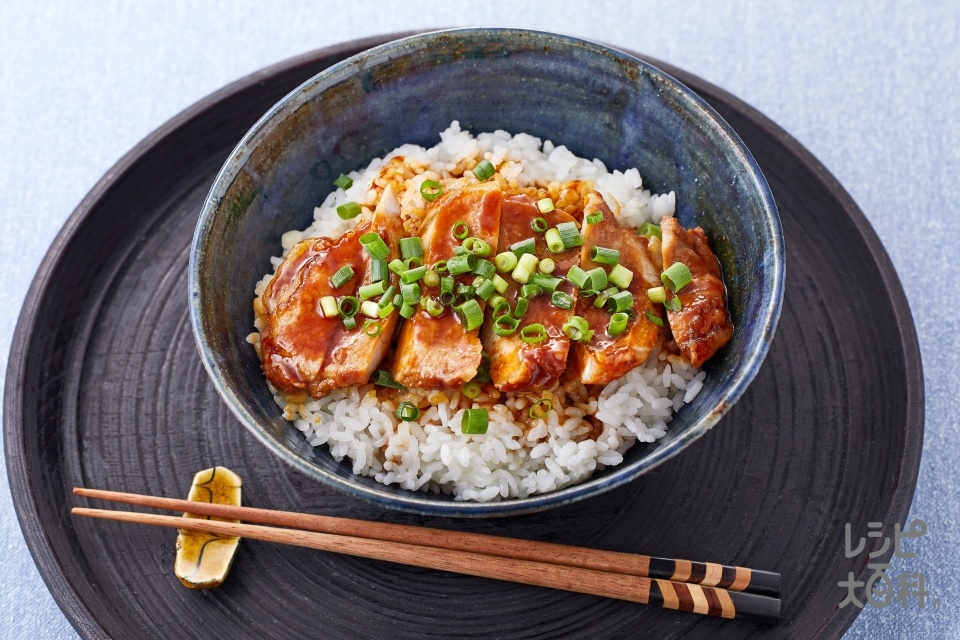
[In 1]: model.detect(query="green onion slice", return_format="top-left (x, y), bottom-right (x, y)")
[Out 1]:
top-left (319, 296), bottom-right (339, 318)
top-left (529, 398), bottom-right (553, 420)
top-left (337, 295), bottom-right (360, 317)
top-left (538, 257), bottom-right (556, 274)
top-left (608, 263), bottom-right (634, 289)
top-left (462, 381), bottom-right (482, 400)
top-left (377, 302), bottom-right (395, 319)
top-left (399, 302), bottom-right (416, 319)
top-left (608, 312), bottom-right (630, 337)
top-left (544, 227), bottom-right (564, 253)
top-left (606, 290), bottom-right (634, 313)
top-left (420, 180), bottom-right (443, 202)
top-left (370, 259), bottom-right (388, 283)
top-left (556, 221), bottom-right (583, 249)
top-left (358, 280), bottom-right (387, 300)
top-left (590, 246), bottom-right (620, 266)
top-left (400, 282), bottom-right (422, 306)
top-left (566, 265), bottom-right (590, 289)
top-left (330, 264), bottom-right (355, 289)
top-left (388, 258), bottom-right (405, 274)
top-left (461, 408), bottom-right (489, 434)
top-left (495, 251), bottom-right (518, 272)
top-left (445, 254), bottom-right (474, 276)
top-left (473, 258), bottom-right (496, 279)
top-left (452, 221), bottom-right (470, 240)
top-left (372, 369), bottom-right (404, 389)
top-left (639, 222), bottom-right (662, 239)
top-left (401, 265), bottom-right (427, 284)
top-left (551, 291), bottom-right (574, 310)
top-left (456, 299), bottom-right (484, 331)
top-left (531, 217), bottom-right (549, 233)
top-left (562, 316), bottom-right (590, 342)
top-left (512, 253), bottom-right (539, 284)
top-left (404, 257), bottom-right (424, 270)
top-left (645, 310), bottom-right (664, 327)
top-left (529, 273), bottom-right (562, 293)
top-left (395, 401), bottom-right (420, 422)
top-left (509, 237), bottom-right (537, 256)
top-left (360, 299), bottom-right (380, 318)
top-left (520, 283), bottom-right (542, 299)
top-left (334, 173), bottom-right (353, 190)
top-left (537, 198), bottom-right (555, 214)
top-left (512, 297), bottom-right (529, 318)
top-left (423, 269), bottom-right (440, 288)
top-left (472, 159), bottom-right (495, 181)
top-left (379, 285), bottom-right (397, 308)
top-left (399, 237), bottom-right (423, 260)
top-left (359, 232), bottom-right (389, 260)
top-left (463, 237), bottom-right (492, 257)
top-left (661, 262), bottom-right (693, 292)
top-left (664, 294), bottom-right (682, 312)
top-left (520, 323), bottom-right (548, 344)
top-left (363, 319), bottom-right (383, 337)
top-left (476, 279), bottom-right (496, 301)
top-left (493, 314), bottom-right (519, 336)
top-left (425, 297), bottom-right (444, 317)
top-left (593, 291), bottom-right (610, 310)
top-left (647, 286), bottom-right (667, 304)
top-left (342, 316), bottom-right (357, 330)
top-left (586, 267), bottom-right (608, 291)
top-left (491, 274), bottom-right (508, 294)
top-left (336, 201), bottom-right (361, 220)
top-left (586, 211), bottom-right (603, 225)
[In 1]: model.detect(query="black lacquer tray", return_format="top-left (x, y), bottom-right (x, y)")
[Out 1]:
top-left (5, 33), bottom-right (923, 639)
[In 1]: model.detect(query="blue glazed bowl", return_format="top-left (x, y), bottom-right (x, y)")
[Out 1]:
top-left (189, 28), bottom-right (784, 517)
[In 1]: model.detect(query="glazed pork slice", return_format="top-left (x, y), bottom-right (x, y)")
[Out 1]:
top-left (257, 187), bottom-right (404, 398)
top-left (568, 192), bottom-right (664, 385)
top-left (660, 215), bottom-right (733, 367)
top-left (392, 182), bottom-right (502, 389)
top-left (481, 194), bottom-right (580, 391)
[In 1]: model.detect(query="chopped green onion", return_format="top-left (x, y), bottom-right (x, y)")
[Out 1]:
top-left (456, 299), bottom-right (484, 331)
top-left (342, 316), bottom-right (357, 330)
top-left (491, 274), bottom-right (509, 294)
top-left (537, 198), bottom-right (555, 214)
top-left (423, 269), bottom-right (440, 288)
top-left (401, 266), bottom-right (427, 284)
top-left (608, 264), bottom-right (634, 289)
top-left (512, 297), bottom-right (529, 318)
top-left (319, 296), bottom-right (339, 318)
top-left (392, 293), bottom-right (402, 307)
top-left (395, 401), bottom-right (420, 422)
top-left (645, 310), bottom-right (664, 327)
top-left (512, 253), bottom-right (539, 284)
top-left (586, 267), bottom-right (608, 291)
top-left (509, 237), bottom-right (537, 257)
top-left (538, 257), bottom-right (556, 274)
top-left (472, 159), bottom-right (495, 181)
top-left (400, 282), bottom-right (422, 305)
top-left (334, 173), bottom-right (353, 190)
top-left (363, 319), bottom-right (383, 337)
top-left (425, 297), bottom-right (444, 317)
top-left (490, 295), bottom-right (510, 317)
top-left (580, 329), bottom-right (595, 343)
top-left (474, 352), bottom-right (491, 383)
top-left (379, 285), bottom-right (397, 308)
top-left (455, 285), bottom-right (476, 305)
top-left (452, 221), bottom-right (469, 240)
top-left (590, 246), bottom-right (620, 266)
top-left (566, 265), bottom-right (590, 289)
top-left (453, 245), bottom-right (467, 256)
top-left (388, 258), bottom-right (406, 274)
top-left (338, 296), bottom-right (360, 317)
top-left (495, 251), bottom-right (519, 272)
top-left (359, 232), bottom-right (389, 260)
top-left (520, 323), bottom-right (548, 344)
top-left (358, 280), bottom-right (387, 300)
top-left (399, 302), bottom-right (416, 319)
top-left (399, 237), bottom-right (423, 260)
top-left (562, 316), bottom-right (590, 342)
top-left (529, 273), bottom-right (562, 293)
top-left (579, 289), bottom-right (598, 298)
top-left (606, 290), bottom-right (634, 313)
top-left (330, 264), bottom-right (355, 289)
top-left (475, 279), bottom-right (496, 301)
top-left (433, 260), bottom-right (448, 274)
top-left (461, 408), bottom-right (489, 434)
top-left (493, 314), bottom-right (519, 336)
top-left (336, 201), bottom-right (361, 220)
top-left (593, 291), bottom-right (610, 310)
top-left (551, 291), bottom-right (574, 310)
top-left (556, 221), bottom-right (583, 249)
top-left (586, 211), bottom-right (603, 225)
top-left (544, 228), bottom-right (564, 253)
top-left (360, 300), bottom-right (380, 318)
top-left (647, 286), bottom-right (667, 304)
top-left (531, 216), bottom-right (549, 233)
top-left (473, 259), bottom-right (496, 279)
top-left (370, 259), bottom-right (388, 283)
top-left (420, 179), bottom-right (443, 202)
top-left (639, 222), bottom-right (662, 239)
top-left (661, 262), bottom-right (693, 292)
top-left (463, 237), bottom-right (492, 257)
top-left (378, 302), bottom-right (395, 319)
top-left (440, 277), bottom-right (456, 304)
top-left (404, 256), bottom-right (424, 270)
top-left (372, 369), bottom-right (403, 389)
top-left (664, 294), bottom-right (682, 312)
top-left (608, 312), bottom-right (629, 337)
top-left (462, 381), bottom-right (482, 399)
top-left (529, 398), bottom-right (553, 420)
top-left (520, 283), bottom-right (542, 298)
top-left (446, 254), bottom-right (475, 276)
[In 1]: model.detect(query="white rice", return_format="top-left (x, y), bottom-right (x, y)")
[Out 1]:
top-left (250, 122), bottom-right (700, 502)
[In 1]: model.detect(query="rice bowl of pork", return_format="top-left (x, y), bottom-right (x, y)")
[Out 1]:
top-left (189, 28), bottom-right (784, 516)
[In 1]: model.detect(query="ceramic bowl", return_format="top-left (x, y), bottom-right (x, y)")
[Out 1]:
top-left (189, 28), bottom-right (784, 516)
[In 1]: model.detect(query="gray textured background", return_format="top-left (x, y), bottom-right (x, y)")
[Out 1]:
top-left (1, 1), bottom-right (957, 637)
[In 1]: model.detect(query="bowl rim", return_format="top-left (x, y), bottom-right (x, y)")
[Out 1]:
top-left (188, 26), bottom-right (785, 517)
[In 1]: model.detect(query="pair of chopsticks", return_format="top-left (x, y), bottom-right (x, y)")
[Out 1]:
top-left (72, 487), bottom-right (780, 623)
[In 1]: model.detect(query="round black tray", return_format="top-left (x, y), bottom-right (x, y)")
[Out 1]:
top-left (5, 33), bottom-right (923, 639)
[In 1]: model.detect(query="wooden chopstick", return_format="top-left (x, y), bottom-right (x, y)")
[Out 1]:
top-left (73, 487), bottom-right (779, 598)
top-left (72, 505), bottom-right (780, 623)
